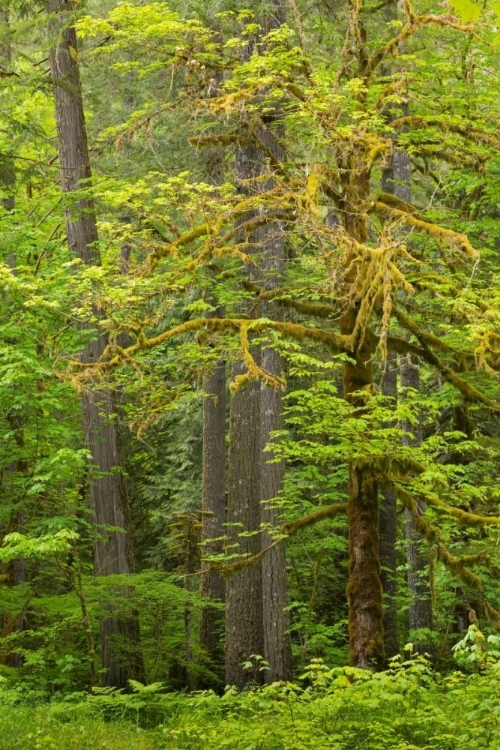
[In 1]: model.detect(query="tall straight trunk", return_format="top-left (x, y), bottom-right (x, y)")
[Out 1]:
top-left (199, 359), bottom-right (226, 684)
top-left (260, 247), bottom-right (293, 684)
top-left (48, 0), bottom-right (143, 687)
top-left (401, 356), bottom-right (434, 640)
top-left (1, 11), bottom-right (26, 666)
top-left (383, 119), bottom-right (434, 647)
top-left (198, 67), bottom-right (227, 684)
top-left (225, 361), bottom-right (264, 687)
top-left (376, 121), bottom-right (413, 662)
top-left (379, 356), bottom-right (399, 660)
top-left (225, 1), bottom-right (292, 685)
top-left (256, 0), bottom-right (292, 685)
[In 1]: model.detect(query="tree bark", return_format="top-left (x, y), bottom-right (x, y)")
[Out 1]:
top-left (379, 357), bottom-right (399, 660)
top-left (376, 119), bottom-right (413, 662)
top-left (342, 309), bottom-right (384, 669)
top-left (383, 117), bottom-right (434, 649)
top-left (199, 359), bottom-right (226, 685)
top-left (260, 282), bottom-right (293, 685)
top-left (225, 3), bottom-right (292, 683)
top-left (48, 0), bottom-right (143, 687)
top-left (401, 356), bottom-right (434, 643)
top-left (225, 363), bottom-right (264, 688)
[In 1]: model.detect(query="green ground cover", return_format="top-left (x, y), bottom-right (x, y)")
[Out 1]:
top-left (1, 656), bottom-right (499, 750)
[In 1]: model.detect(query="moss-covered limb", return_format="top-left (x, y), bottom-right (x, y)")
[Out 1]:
top-left (410, 145), bottom-right (488, 172)
top-left (390, 116), bottom-right (500, 151)
top-left (230, 324), bottom-right (286, 393)
top-left (372, 201), bottom-right (478, 258)
top-left (241, 280), bottom-right (339, 319)
top-left (146, 222), bottom-right (212, 268)
top-left (398, 488), bottom-right (500, 631)
top-left (406, 271), bottom-right (489, 313)
top-left (393, 308), bottom-right (475, 367)
top-left (383, 333), bottom-right (429, 360)
top-left (214, 211), bottom-right (290, 254)
top-left (144, 188), bottom-right (292, 270)
top-left (365, 4), bottom-right (477, 79)
top-left (376, 191), bottom-right (419, 217)
top-left (392, 315), bottom-right (500, 411)
top-left (484, 602), bottom-right (500, 631)
top-left (396, 485), bottom-right (500, 529)
top-left (76, 317), bottom-right (350, 377)
top-left (188, 134), bottom-right (251, 149)
top-left (219, 503), bottom-right (348, 576)
top-left (284, 502), bottom-right (348, 534)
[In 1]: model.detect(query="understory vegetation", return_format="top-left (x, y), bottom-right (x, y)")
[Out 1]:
top-left (1, 653), bottom-right (500, 750)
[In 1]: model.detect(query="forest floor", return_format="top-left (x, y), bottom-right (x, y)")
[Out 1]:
top-left (0, 658), bottom-right (499, 750)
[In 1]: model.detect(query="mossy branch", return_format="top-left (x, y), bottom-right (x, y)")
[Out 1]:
top-left (397, 485), bottom-right (500, 530)
top-left (398, 488), bottom-right (500, 631)
top-left (391, 116), bottom-right (500, 151)
top-left (219, 503), bottom-right (347, 576)
top-left (366, 4), bottom-right (481, 79)
top-left (393, 307), bottom-right (475, 368)
top-left (372, 201), bottom-right (478, 258)
top-left (392, 311), bottom-right (500, 411)
top-left (75, 317), bottom-right (349, 379)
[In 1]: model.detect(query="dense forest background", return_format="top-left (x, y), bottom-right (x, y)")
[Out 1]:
top-left (1, 0), bottom-right (500, 746)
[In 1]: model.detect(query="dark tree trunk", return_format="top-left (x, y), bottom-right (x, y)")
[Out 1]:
top-left (48, 0), bottom-right (143, 687)
top-left (379, 357), bottom-right (399, 660)
top-left (341, 312), bottom-right (384, 669)
top-left (225, 364), bottom-right (264, 688)
top-left (199, 360), bottom-right (226, 685)
top-left (198, 63), bottom-right (227, 686)
top-left (383, 119), bottom-right (434, 649)
top-left (376, 121), bottom-right (413, 662)
top-left (401, 356), bottom-right (434, 643)
top-left (224, 8), bottom-right (292, 680)
top-left (260, 329), bottom-right (293, 684)
top-left (258, 215), bottom-right (292, 683)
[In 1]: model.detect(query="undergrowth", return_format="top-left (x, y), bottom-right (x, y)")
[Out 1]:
top-left (0, 651), bottom-right (499, 750)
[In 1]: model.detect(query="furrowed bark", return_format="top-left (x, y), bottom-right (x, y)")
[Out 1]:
top-left (48, 0), bottom-right (143, 687)
top-left (199, 359), bottom-right (226, 686)
top-left (225, 361), bottom-right (264, 687)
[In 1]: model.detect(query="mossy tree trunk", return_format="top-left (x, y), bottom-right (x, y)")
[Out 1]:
top-left (340, 161), bottom-right (385, 669)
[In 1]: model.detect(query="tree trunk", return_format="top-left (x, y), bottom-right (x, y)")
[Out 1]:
top-left (340, 157), bottom-right (385, 669)
top-left (225, 363), bottom-right (264, 688)
top-left (401, 356), bottom-right (434, 643)
top-left (48, 0), bottom-right (143, 687)
top-left (224, 31), bottom-right (266, 694)
top-left (382, 118), bottom-right (434, 649)
top-left (260, 329), bottom-right (293, 684)
top-left (375, 119), bottom-right (413, 663)
top-left (225, 4), bottom-right (292, 682)
top-left (342, 312), bottom-right (384, 669)
top-left (199, 359), bottom-right (226, 685)
top-left (379, 357), bottom-right (399, 660)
